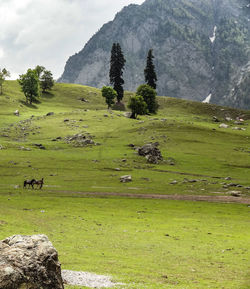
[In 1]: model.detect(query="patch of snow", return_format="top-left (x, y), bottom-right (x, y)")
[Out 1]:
top-left (203, 93), bottom-right (212, 103)
top-left (209, 26), bottom-right (217, 43)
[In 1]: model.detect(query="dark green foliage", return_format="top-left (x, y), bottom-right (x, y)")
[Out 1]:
top-left (34, 65), bottom-right (45, 79)
top-left (101, 86), bottom-right (117, 108)
top-left (40, 70), bottom-right (54, 93)
top-left (136, 84), bottom-right (158, 114)
top-left (128, 94), bottom-right (148, 119)
top-left (109, 43), bottom-right (126, 102)
top-left (0, 68), bottom-right (10, 95)
top-left (18, 69), bottom-right (39, 104)
top-left (144, 49), bottom-right (157, 89)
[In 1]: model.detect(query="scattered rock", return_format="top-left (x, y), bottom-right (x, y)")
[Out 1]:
top-left (232, 127), bottom-right (246, 131)
top-left (64, 133), bottom-right (96, 147)
top-left (225, 177), bottom-right (232, 180)
top-left (123, 112), bottom-right (132, 118)
top-left (33, 144), bottom-right (46, 150)
top-left (128, 144), bottom-right (135, 148)
top-left (213, 116), bottom-right (219, 122)
top-left (14, 110), bottom-right (19, 116)
top-left (19, 146), bottom-right (31, 151)
top-left (138, 143), bottom-right (163, 164)
top-left (219, 123), bottom-right (229, 129)
top-left (121, 159), bottom-right (127, 162)
top-left (225, 117), bottom-right (232, 122)
top-left (0, 234), bottom-right (64, 289)
top-left (115, 168), bottom-right (121, 171)
top-left (165, 157), bottom-right (176, 166)
top-left (170, 180), bottom-right (178, 185)
top-left (79, 97), bottom-right (88, 102)
top-left (46, 112), bottom-right (54, 116)
top-left (0, 145), bottom-right (3, 150)
top-left (103, 114), bottom-right (109, 117)
top-left (230, 191), bottom-right (241, 197)
top-left (64, 119), bottom-right (69, 122)
top-left (120, 175), bottom-right (132, 183)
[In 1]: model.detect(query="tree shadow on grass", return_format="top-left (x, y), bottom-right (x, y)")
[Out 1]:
top-left (19, 100), bottom-right (38, 109)
top-left (41, 91), bottom-right (55, 99)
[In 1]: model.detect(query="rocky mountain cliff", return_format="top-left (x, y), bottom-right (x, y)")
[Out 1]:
top-left (58, 0), bottom-right (250, 109)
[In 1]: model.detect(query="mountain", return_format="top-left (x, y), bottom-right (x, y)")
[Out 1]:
top-left (58, 0), bottom-right (250, 109)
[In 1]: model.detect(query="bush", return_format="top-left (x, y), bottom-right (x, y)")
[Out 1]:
top-left (128, 95), bottom-right (148, 119)
top-left (101, 86), bottom-right (117, 109)
top-left (136, 84), bottom-right (158, 113)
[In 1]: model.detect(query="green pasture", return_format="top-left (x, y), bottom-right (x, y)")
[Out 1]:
top-left (0, 81), bottom-right (250, 288)
top-left (0, 192), bottom-right (249, 289)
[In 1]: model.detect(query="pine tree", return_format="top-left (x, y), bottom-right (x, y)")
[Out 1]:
top-left (109, 43), bottom-right (126, 102)
top-left (144, 49), bottom-right (157, 89)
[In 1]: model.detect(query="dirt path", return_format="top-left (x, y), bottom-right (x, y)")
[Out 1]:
top-left (49, 190), bottom-right (250, 204)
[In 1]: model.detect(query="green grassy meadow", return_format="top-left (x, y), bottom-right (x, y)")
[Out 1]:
top-left (0, 80), bottom-right (250, 288)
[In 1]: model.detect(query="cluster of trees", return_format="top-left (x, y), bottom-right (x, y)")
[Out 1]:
top-left (102, 43), bottom-right (158, 118)
top-left (18, 65), bottom-right (54, 104)
top-left (0, 68), bottom-right (11, 95)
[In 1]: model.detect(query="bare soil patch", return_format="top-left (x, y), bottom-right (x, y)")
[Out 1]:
top-left (50, 190), bottom-right (250, 204)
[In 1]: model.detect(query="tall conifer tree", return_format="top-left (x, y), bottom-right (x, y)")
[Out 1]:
top-left (109, 43), bottom-right (126, 102)
top-left (144, 49), bottom-right (157, 89)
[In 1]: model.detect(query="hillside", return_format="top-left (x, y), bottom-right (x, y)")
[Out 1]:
top-left (58, 0), bottom-right (250, 109)
top-left (0, 80), bottom-right (250, 196)
top-left (0, 81), bottom-right (250, 289)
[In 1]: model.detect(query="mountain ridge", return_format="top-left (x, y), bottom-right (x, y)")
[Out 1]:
top-left (58, 0), bottom-right (250, 109)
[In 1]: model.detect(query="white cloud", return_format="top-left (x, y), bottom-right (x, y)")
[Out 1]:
top-left (0, 48), bottom-right (4, 59)
top-left (0, 0), bottom-right (144, 80)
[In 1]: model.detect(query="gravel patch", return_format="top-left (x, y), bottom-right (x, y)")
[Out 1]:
top-left (62, 270), bottom-right (122, 288)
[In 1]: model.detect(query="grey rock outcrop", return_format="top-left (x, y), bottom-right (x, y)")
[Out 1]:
top-left (0, 234), bottom-right (64, 289)
top-left (138, 142), bottom-right (163, 164)
top-left (58, 0), bottom-right (250, 109)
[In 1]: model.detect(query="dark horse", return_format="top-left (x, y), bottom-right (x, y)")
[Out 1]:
top-left (33, 178), bottom-right (44, 189)
top-left (23, 179), bottom-right (36, 189)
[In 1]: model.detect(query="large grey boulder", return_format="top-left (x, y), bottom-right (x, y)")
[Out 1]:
top-left (138, 142), bottom-right (163, 164)
top-left (0, 234), bottom-right (64, 289)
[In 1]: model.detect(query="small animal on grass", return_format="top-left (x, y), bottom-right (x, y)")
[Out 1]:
top-left (23, 179), bottom-right (36, 189)
top-left (33, 178), bottom-right (44, 189)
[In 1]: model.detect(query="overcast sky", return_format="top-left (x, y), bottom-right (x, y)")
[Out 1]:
top-left (0, 0), bottom-right (144, 80)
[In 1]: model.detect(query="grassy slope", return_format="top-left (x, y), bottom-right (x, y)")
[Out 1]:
top-left (0, 80), bottom-right (250, 196)
top-left (0, 81), bottom-right (250, 289)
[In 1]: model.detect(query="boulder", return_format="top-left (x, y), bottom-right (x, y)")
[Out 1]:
top-left (0, 234), bottom-right (64, 289)
top-left (138, 143), bottom-right (163, 164)
top-left (46, 112), bottom-right (54, 116)
top-left (212, 116), bottom-right (219, 122)
top-left (120, 175), bottom-right (132, 183)
top-left (123, 112), bottom-right (132, 118)
top-left (219, 123), bottom-right (229, 129)
top-left (14, 110), bottom-right (19, 116)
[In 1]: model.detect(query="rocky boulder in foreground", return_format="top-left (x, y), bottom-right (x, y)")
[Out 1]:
top-left (0, 234), bottom-right (64, 289)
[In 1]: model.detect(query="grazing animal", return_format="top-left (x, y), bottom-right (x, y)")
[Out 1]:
top-left (23, 179), bottom-right (36, 189)
top-left (34, 178), bottom-right (44, 189)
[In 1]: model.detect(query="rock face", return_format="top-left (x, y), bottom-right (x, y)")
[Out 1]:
top-left (58, 0), bottom-right (250, 109)
top-left (138, 142), bottom-right (163, 164)
top-left (0, 234), bottom-right (64, 289)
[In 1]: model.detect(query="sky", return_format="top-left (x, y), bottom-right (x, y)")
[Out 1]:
top-left (0, 0), bottom-right (145, 80)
